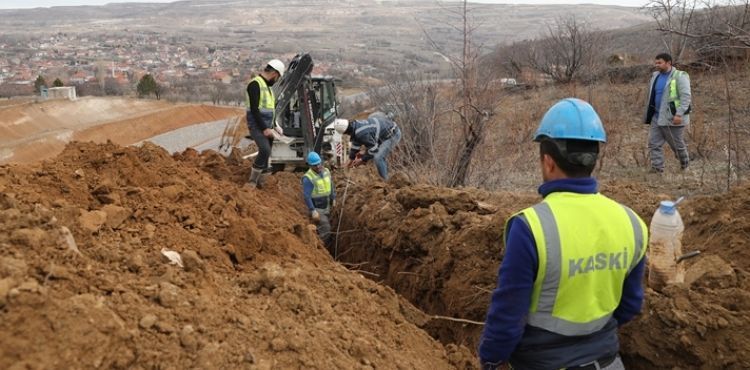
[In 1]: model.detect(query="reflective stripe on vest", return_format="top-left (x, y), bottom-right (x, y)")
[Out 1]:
top-left (245, 76), bottom-right (276, 126)
top-left (304, 168), bottom-right (332, 209)
top-left (355, 119), bottom-right (382, 153)
top-left (512, 192), bottom-right (647, 336)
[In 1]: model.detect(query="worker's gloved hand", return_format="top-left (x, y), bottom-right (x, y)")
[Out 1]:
top-left (349, 158), bottom-right (363, 168)
top-left (311, 210), bottom-right (321, 223)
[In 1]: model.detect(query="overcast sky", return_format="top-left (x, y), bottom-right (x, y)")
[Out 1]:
top-left (0, 0), bottom-right (650, 10)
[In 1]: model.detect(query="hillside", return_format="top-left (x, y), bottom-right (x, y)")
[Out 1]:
top-left (0, 0), bottom-right (652, 70)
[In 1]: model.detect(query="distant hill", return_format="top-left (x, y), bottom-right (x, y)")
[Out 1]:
top-left (0, 0), bottom-right (651, 53)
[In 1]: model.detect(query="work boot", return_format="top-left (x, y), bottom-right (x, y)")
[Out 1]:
top-left (256, 173), bottom-right (266, 189)
top-left (247, 168), bottom-right (262, 188)
top-left (648, 167), bottom-right (664, 174)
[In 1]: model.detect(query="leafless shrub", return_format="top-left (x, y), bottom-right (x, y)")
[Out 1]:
top-left (643, 0), bottom-right (699, 62)
top-left (527, 16), bottom-right (607, 84)
top-left (685, 1), bottom-right (750, 64)
top-left (428, 1), bottom-right (504, 187)
top-left (491, 41), bottom-right (532, 82)
top-left (368, 73), bottom-right (442, 173)
top-left (366, 0), bottom-right (504, 188)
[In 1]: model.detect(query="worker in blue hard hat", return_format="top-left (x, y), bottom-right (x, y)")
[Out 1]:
top-left (301, 151), bottom-right (336, 250)
top-left (478, 98), bottom-right (648, 370)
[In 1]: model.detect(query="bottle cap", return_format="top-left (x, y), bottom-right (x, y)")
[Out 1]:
top-left (659, 200), bottom-right (677, 215)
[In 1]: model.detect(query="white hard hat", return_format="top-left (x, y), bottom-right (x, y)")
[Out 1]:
top-left (267, 59), bottom-right (285, 77)
top-left (334, 119), bottom-right (349, 134)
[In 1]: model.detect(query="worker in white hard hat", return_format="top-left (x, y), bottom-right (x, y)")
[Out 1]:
top-left (334, 111), bottom-right (401, 180)
top-left (245, 59), bottom-right (286, 188)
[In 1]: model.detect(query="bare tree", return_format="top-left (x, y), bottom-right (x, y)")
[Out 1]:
top-left (527, 16), bottom-right (606, 84)
top-left (368, 73), bottom-right (444, 183)
top-left (492, 40), bottom-right (532, 81)
top-left (420, 0), bottom-right (501, 187)
top-left (643, 0), bottom-right (699, 61)
top-left (663, 0), bottom-right (750, 62)
top-left (103, 77), bottom-right (124, 96)
top-left (209, 82), bottom-right (228, 105)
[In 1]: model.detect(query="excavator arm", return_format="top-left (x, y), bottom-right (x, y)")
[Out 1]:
top-left (272, 53), bottom-right (325, 156)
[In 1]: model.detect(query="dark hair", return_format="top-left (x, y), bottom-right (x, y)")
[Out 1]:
top-left (655, 53), bottom-right (673, 63)
top-left (539, 138), bottom-right (599, 178)
top-left (264, 65), bottom-right (278, 74)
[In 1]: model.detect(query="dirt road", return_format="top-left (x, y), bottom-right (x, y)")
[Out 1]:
top-left (0, 97), bottom-right (242, 164)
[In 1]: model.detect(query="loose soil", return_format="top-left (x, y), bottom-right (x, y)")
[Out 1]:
top-left (3, 140), bottom-right (749, 369)
top-left (0, 142), bottom-right (475, 369)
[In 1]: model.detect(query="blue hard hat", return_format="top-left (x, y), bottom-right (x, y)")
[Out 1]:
top-left (534, 98), bottom-right (607, 143)
top-left (306, 152), bottom-right (322, 166)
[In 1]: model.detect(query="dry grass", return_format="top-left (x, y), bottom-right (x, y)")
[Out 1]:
top-left (446, 67), bottom-right (750, 194)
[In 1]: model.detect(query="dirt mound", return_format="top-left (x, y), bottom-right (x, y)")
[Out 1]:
top-left (0, 142), bottom-right (474, 369)
top-left (0, 97), bottom-right (241, 164)
top-left (335, 169), bottom-right (750, 368)
top-left (619, 182), bottom-right (750, 369)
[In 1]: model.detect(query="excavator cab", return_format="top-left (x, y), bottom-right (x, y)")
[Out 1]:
top-left (276, 76), bottom-right (337, 138)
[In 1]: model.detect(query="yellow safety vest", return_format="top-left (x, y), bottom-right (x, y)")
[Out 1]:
top-left (669, 70), bottom-right (689, 113)
top-left (304, 168), bottom-right (332, 210)
top-left (245, 75), bottom-right (275, 127)
top-left (510, 192), bottom-right (647, 336)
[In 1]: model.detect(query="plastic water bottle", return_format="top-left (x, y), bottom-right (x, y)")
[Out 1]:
top-left (648, 199), bottom-right (685, 291)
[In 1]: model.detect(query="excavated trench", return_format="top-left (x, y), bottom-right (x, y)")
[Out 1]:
top-left (332, 170), bottom-right (750, 369)
top-left (332, 171), bottom-right (536, 349)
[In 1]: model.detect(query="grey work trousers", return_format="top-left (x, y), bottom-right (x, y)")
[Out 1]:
top-left (316, 209), bottom-right (332, 249)
top-left (249, 126), bottom-right (274, 170)
top-left (373, 127), bottom-right (402, 180)
top-left (648, 122), bottom-right (689, 171)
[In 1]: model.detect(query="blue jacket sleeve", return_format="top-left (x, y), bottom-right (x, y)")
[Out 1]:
top-left (478, 216), bottom-right (538, 364)
top-left (302, 177), bottom-right (315, 213)
top-left (613, 256), bottom-right (646, 325)
top-left (360, 134), bottom-right (377, 161)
